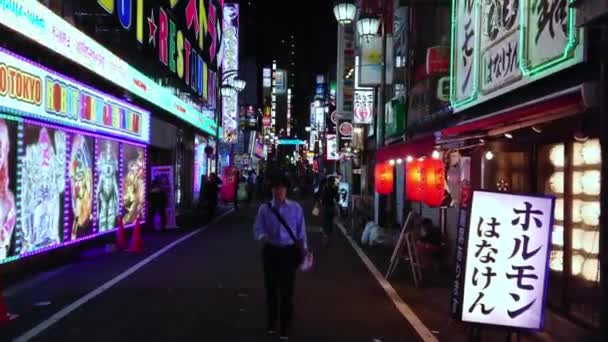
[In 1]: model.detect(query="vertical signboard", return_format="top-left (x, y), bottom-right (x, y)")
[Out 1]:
top-left (457, 191), bottom-right (554, 330)
top-left (326, 134), bottom-right (339, 161)
top-left (451, 0), bottom-right (479, 106)
top-left (222, 3), bottom-right (239, 143)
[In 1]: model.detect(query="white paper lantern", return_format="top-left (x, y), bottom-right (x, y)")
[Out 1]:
top-left (555, 199), bottom-right (564, 221)
top-left (356, 14), bottom-right (380, 43)
top-left (550, 251), bottom-right (563, 272)
top-left (549, 172), bottom-right (565, 194)
top-left (582, 170), bottom-right (601, 196)
top-left (581, 201), bottom-right (600, 226)
top-left (572, 254), bottom-right (584, 275)
top-left (552, 225), bottom-right (564, 247)
top-left (582, 139), bottom-right (601, 165)
top-left (549, 144), bottom-right (565, 167)
top-left (572, 228), bottom-right (585, 250)
top-left (582, 258), bottom-right (600, 282)
top-left (572, 199), bottom-right (583, 223)
top-left (582, 230), bottom-right (599, 254)
top-left (573, 143), bottom-right (584, 167)
top-left (572, 171), bottom-right (583, 195)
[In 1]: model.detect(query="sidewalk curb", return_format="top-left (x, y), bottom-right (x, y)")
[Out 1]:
top-left (337, 222), bottom-right (439, 342)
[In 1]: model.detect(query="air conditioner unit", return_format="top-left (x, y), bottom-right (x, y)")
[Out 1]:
top-left (574, 0), bottom-right (608, 26)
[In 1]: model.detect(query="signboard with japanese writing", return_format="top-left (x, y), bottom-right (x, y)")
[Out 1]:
top-left (354, 90), bottom-right (374, 124)
top-left (0, 47), bottom-right (150, 143)
top-left (480, 1), bottom-right (521, 94)
top-left (338, 182), bottom-right (350, 209)
top-left (326, 134), bottom-right (339, 161)
top-left (450, 0), bottom-right (584, 112)
top-left (451, 0), bottom-right (479, 106)
top-left (458, 191), bottom-right (555, 330)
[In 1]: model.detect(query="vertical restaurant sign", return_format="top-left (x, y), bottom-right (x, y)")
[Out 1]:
top-left (451, 0), bottom-right (479, 106)
top-left (359, 36), bottom-right (394, 87)
top-left (450, 0), bottom-right (583, 112)
top-left (353, 90), bottom-right (374, 124)
top-left (0, 0), bottom-right (217, 136)
top-left (97, 0), bottom-right (223, 96)
top-left (221, 2), bottom-right (239, 144)
top-left (326, 134), bottom-right (339, 161)
top-left (0, 47), bottom-right (150, 143)
top-left (459, 191), bottom-right (554, 330)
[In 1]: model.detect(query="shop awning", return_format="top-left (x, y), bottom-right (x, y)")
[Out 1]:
top-left (376, 134), bottom-right (435, 164)
top-left (437, 85), bottom-right (590, 141)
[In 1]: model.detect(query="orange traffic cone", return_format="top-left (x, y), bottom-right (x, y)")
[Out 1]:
top-left (127, 217), bottom-right (143, 253)
top-left (116, 216), bottom-right (127, 250)
top-left (0, 280), bottom-right (10, 326)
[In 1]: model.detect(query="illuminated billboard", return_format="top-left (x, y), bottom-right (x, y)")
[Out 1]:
top-left (221, 3), bottom-right (240, 144)
top-left (450, 0), bottom-right (584, 112)
top-left (121, 144), bottom-right (146, 226)
top-left (0, 47), bottom-right (150, 144)
top-left (0, 116), bottom-right (148, 265)
top-left (0, 0), bottom-right (218, 136)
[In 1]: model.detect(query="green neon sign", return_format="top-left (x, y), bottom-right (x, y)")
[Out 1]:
top-left (450, 0), bottom-right (480, 108)
top-left (450, 0), bottom-right (583, 112)
top-left (519, 0), bottom-right (579, 77)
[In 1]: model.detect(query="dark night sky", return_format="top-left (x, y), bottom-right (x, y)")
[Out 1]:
top-left (238, 0), bottom-right (338, 130)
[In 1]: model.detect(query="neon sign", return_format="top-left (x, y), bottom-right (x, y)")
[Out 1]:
top-left (0, 0), bottom-right (218, 137)
top-left (0, 48), bottom-right (150, 143)
top-left (450, 0), bottom-right (584, 112)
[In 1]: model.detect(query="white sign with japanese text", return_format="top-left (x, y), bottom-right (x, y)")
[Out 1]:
top-left (480, 0), bottom-right (521, 94)
top-left (354, 89), bottom-right (374, 124)
top-left (452, 0), bottom-right (479, 103)
top-left (461, 191), bottom-right (554, 330)
top-left (326, 134), bottom-right (339, 161)
top-left (525, 0), bottom-right (572, 70)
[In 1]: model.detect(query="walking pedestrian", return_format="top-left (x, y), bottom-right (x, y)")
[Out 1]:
top-left (319, 177), bottom-right (338, 245)
top-left (254, 175), bottom-right (308, 340)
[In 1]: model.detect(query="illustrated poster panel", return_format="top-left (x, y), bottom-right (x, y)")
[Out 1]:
top-left (20, 123), bottom-right (67, 254)
top-left (461, 191), bottom-right (554, 330)
top-left (68, 134), bottom-right (94, 240)
top-left (0, 118), bottom-right (19, 261)
top-left (96, 138), bottom-right (120, 233)
top-left (122, 144), bottom-right (145, 226)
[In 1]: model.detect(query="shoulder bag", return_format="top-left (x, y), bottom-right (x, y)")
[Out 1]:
top-left (267, 202), bottom-right (314, 272)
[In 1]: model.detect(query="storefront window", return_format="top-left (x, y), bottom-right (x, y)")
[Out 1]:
top-left (540, 139), bottom-right (601, 327)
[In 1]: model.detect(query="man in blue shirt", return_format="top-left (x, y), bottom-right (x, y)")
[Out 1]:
top-left (254, 175), bottom-right (308, 340)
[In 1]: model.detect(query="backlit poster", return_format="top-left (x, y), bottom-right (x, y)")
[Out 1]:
top-left (0, 118), bottom-right (18, 260)
top-left (122, 144), bottom-right (145, 225)
top-left (96, 139), bottom-right (120, 233)
top-left (69, 135), bottom-right (94, 239)
top-left (194, 135), bottom-right (208, 203)
top-left (21, 123), bottom-right (67, 254)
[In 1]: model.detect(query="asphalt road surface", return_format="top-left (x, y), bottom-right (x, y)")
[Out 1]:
top-left (3, 201), bottom-right (423, 342)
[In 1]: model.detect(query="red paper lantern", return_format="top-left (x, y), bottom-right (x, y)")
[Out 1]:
top-left (406, 158), bottom-right (423, 201)
top-left (375, 162), bottom-right (394, 195)
top-left (422, 157), bottom-right (445, 207)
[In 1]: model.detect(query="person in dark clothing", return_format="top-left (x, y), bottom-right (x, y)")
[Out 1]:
top-left (148, 179), bottom-right (168, 231)
top-left (416, 218), bottom-right (443, 268)
top-left (254, 175), bottom-right (308, 340)
top-left (233, 170), bottom-right (240, 210)
top-left (319, 177), bottom-right (339, 244)
top-left (203, 173), bottom-right (221, 219)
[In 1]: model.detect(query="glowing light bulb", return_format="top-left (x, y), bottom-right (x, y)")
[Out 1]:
top-left (485, 151), bottom-right (494, 160)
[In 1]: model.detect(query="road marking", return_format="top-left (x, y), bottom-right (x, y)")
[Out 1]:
top-left (337, 223), bottom-right (438, 342)
top-left (14, 209), bottom-right (234, 342)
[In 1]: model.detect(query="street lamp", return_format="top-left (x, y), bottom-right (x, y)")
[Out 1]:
top-left (356, 13), bottom-right (380, 43)
top-left (333, 0), bottom-right (357, 25)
